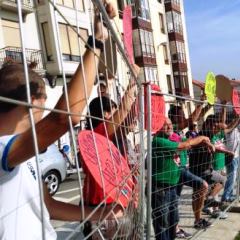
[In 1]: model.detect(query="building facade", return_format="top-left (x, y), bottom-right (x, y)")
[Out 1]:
top-left (0, 0), bottom-right (195, 118)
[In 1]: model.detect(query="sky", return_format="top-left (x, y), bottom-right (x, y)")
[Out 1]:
top-left (184, 0), bottom-right (240, 81)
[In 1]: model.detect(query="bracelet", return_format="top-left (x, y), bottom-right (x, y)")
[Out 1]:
top-left (86, 36), bottom-right (104, 52)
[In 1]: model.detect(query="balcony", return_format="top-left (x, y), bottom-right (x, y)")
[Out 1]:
top-left (175, 87), bottom-right (190, 96)
top-left (165, 0), bottom-right (181, 13)
top-left (0, 47), bottom-right (45, 72)
top-left (172, 62), bottom-right (188, 72)
top-left (0, 0), bottom-right (34, 15)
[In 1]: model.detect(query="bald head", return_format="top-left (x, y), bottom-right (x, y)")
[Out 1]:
top-left (160, 117), bottom-right (174, 136)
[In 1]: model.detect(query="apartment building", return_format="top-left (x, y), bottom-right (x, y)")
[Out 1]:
top-left (0, 0), bottom-right (44, 73)
top-left (118, 0), bottom-right (194, 114)
top-left (164, 0), bottom-right (193, 97)
top-left (0, 0), bottom-right (194, 117)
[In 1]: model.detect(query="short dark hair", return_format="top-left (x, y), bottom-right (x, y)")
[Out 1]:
top-left (85, 96), bottom-right (117, 129)
top-left (201, 114), bottom-right (218, 137)
top-left (168, 105), bottom-right (182, 123)
top-left (0, 63), bottom-right (45, 113)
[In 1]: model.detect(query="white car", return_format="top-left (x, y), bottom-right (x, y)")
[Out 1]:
top-left (39, 144), bottom-right (67, 195)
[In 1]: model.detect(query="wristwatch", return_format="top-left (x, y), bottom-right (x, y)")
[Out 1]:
top-left (86, 36), bottom-right (104, 52)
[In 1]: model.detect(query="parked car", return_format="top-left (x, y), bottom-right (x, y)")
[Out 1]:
top-left (39, 144), bottom-right (67, 195)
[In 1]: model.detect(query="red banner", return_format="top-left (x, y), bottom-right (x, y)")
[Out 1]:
top-left (232, 89), bottom-right (240, 115)
top-left (123, 5), bottom-right (134, 64)
top-left (144, 84), bottom-right (166, 134)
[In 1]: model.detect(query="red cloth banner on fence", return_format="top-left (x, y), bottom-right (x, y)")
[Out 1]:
top-left (232, 89), bottom-right (240, 115)
top-left (144, 84), bottom-right (166, 134)
top-left (78, 130), bottom-right (133, 207)
top-left (123, 5), bottom-right (134, 64)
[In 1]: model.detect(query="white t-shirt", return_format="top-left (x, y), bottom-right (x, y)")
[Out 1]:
top-left (0, 135), bottom-right (57, 240)
top-left (226, 127), bottom-right (240, 158)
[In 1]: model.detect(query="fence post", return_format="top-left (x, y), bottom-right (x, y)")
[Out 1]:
top-left (236, 157), bottom-right (240, 202)
top-left (138, 83), bottom-right (146, 238)
top-left (146, 83), bottom-right (152, 240)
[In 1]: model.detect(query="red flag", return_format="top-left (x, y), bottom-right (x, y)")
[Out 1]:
top-left (144, 84), bottom-right (166, 134)
top-left (232, 89), bottom-right (240, 115)
top-left (123, 5), bottom-right (134, 64)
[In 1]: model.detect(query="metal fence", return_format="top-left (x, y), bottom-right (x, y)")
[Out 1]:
top-left (0, 0), bottom-right (239, 240)
top-left (145, 86), bottom-right (240, 240)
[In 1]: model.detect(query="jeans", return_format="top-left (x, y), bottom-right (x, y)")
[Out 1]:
top-left (222, 157), bottom-right (239, 201)
top-left (151, 186), bottom-right (179, 240)
top-left (176, 167), bottom-right (204, 196)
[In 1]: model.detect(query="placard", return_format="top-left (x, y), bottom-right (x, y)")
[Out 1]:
top-left (216, 75), bottom-right (232, 101)
top-left (123, 5), bottom-right (134, 64)
top-left (204, 72), bottom-right (216, 105)
top-left (232, 89), bottom-right (240, 115)
top-left (78, 130), bottom-right (133, 207)
top-left (144, 84), bottom-right (165, 134)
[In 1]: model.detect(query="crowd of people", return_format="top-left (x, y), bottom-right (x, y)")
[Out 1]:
top-left (152, 102), bottom-right (240, 240)
top-left (0, 2), bottom-right (132, 239)
top-left (0, 1), bottom-right (239, 240)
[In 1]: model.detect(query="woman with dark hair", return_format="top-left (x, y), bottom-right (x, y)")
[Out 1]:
top-left (0, 3), bottom-right (120, 239)
top-left (189, 114), bottom-right (234, 218)
top-left (80, 65), bottom-right (140, 239)
top-left (85, 96), bottom-right (117, 130)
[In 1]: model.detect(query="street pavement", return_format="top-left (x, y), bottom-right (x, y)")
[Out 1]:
top-left (51, 174), bottom-right (240, 240)
top-left (52, 174), bottom-right (85, 239)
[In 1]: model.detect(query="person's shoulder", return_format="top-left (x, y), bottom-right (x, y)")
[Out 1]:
top-left (152, 135), bottom-right (168, 144)
top-left (93, 123), bottom-right (106, 136)
top-left (0, 135), bottom-right (18, 174)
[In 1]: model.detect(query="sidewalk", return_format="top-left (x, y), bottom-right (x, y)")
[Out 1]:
top-left (178, 187), bottom-right (240, 240)
top-left (193, 211), bottom-right (240, 240)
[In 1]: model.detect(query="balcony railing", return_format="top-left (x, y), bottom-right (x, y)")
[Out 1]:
top-left (165, 0), bottom-right (181, 13)
top-left (165, 0), bottom-right (180, 6)
top-left (0, 47), bottom-right (44, 72)
top-left (0, 0), bottom-right (34, 14)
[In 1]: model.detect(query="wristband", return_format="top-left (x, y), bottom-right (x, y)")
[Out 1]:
top-left (86, 36), bottom-right (104, 52)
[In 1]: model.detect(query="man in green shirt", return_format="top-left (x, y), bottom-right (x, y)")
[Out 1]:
top-left (211, 130), bottom-right (226, 171)
top-left (151, 118), bottom-right (214, 240)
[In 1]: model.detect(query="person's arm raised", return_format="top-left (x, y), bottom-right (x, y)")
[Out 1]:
top-left (7, 3), bottom-right (116, 168)
top-left (224, 116), bottom-right (240, 134)
top-left (104, 64), bottom-right (140, 137)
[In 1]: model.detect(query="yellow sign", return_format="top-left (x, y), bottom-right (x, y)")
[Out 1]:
top-left (204, 72), bottom-right (216, 105)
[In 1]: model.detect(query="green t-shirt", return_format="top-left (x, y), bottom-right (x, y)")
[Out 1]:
top-left (180, 137), bottom-right (188, 167)
top-left (211, 130), bottom-right (225, 170)
top-left (152, 135), bottom-right (180, 185)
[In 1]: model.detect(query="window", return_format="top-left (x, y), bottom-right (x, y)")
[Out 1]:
top-left (174, 73), bottom-right (180, 88)
top-left (170, 41), bottom-right (186, 63)
top-left (181, 72), bottom-right (189, 89)
top-left (163, 44), bottom-right (169, 64)
top-left (174, 71), bottom-right (189, 89)
top-left (144, 67), bottom-right (158, 82)
top-left (186, 102), bottom-right (191, 115)
top-left (133, 29), bottom-right (142, 57)
top-left (172, 11), bottom-right (183, 34)
top-left (2, 19), bottom-right (21, 47)
top-left (117, 0), bottom-right (126, 18)
top-left (166, 74), bottom-right (173, 93)
top-left (139, 29), bottom-right (155, 58)
top-left (58, 23), bottom-right (88, 61)
top-left (165, 0), bottom-right (180, 5)
top-left (131, 0), bottom-right (150, 20)
top-left (159, 13), bottom-right (165, 33)
top-left (57, 0), bottom-right (84, 11)
top-left (42, 22), bottom-right (53, 61)
top-left (166, 11), bottom-right (183, 34)
top-left (140, 0), bottom-right (150, 20)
